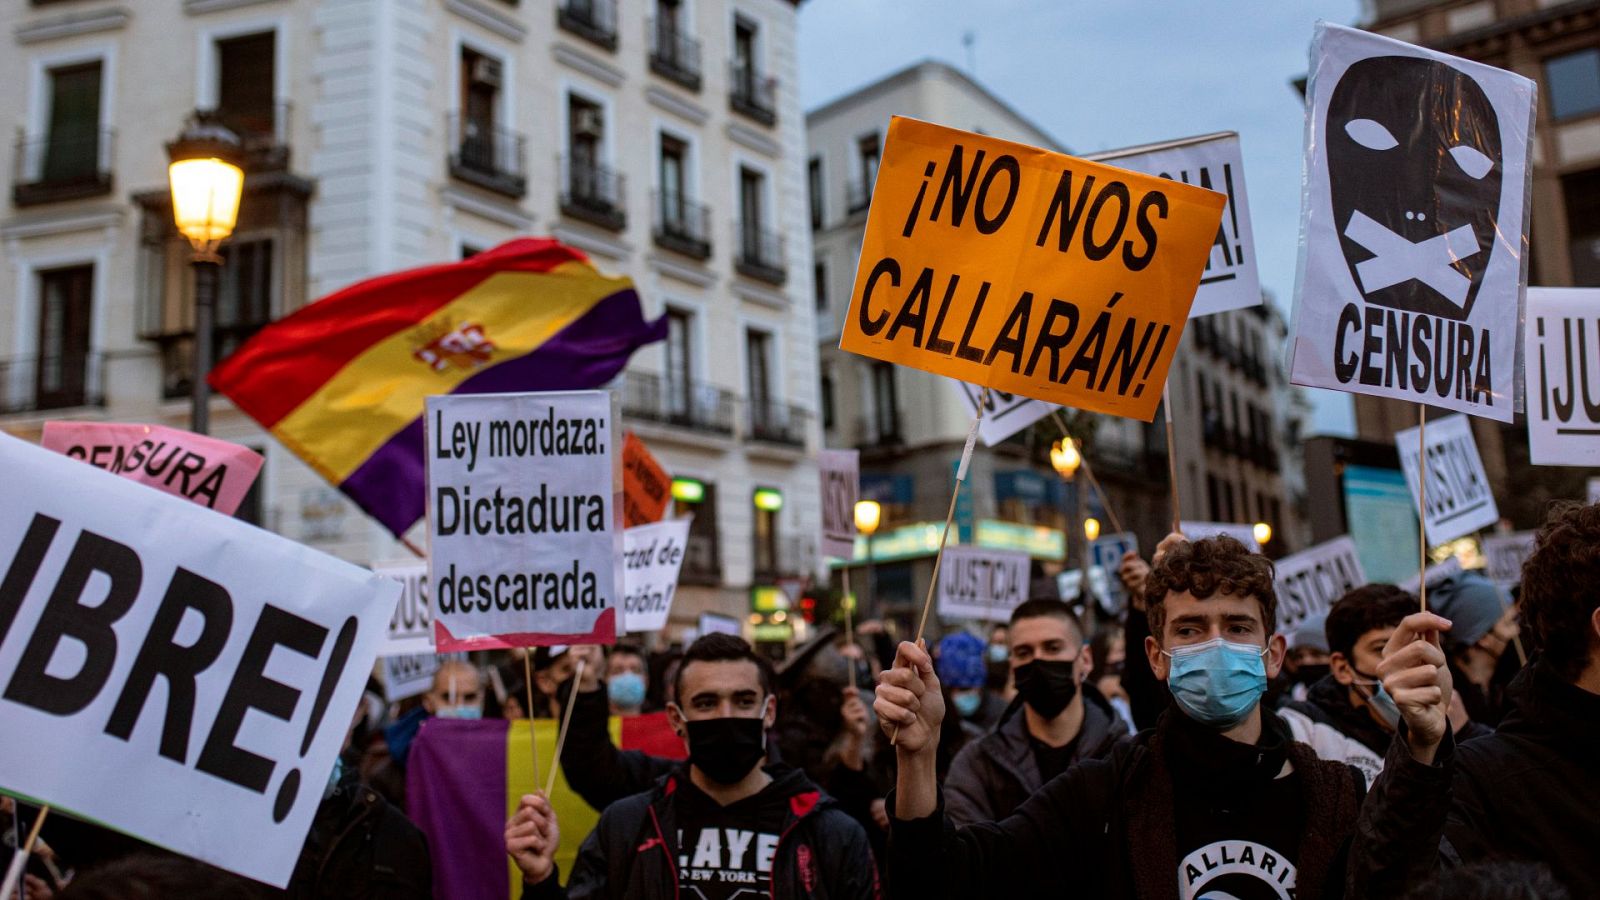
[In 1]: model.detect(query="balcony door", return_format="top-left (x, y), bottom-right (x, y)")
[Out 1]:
top-left (43, 63), bottom-right (100, 185)
top-left (746, 328), bottom-right (772, 430)
top-left (739, 167), bottom-right (764, 260)
top-left (659, 134), bottom-right (687, 232)
top-left (217, 32), bottom-right (276, 143)
top-left (664, 308), bottom-right (692, 421)
top-left (36, 265), bottom-right (93, 410)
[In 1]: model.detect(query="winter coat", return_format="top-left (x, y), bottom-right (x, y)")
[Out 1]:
top-left (888, 708), bottom-right (1371, 900)
top-left (1284, 675), bottom-right (1392, 757)
top-left (943, 684), bottom-right (1130, 825)
top-left (1354, 659), bottom-right (1600, 898)
top-left (560, 686), bottom-right (677, 811)
top-left (273, 766), bottom-right (433, 900)
top-left (526, 765), bottom-right (880, 900)
top-left (1277, 706), bottom-right (1385, 788)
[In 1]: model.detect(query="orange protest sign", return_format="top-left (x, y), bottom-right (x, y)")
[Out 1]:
top-left (840, 117), bottom-right (1226, 421)
top-left (622, 431), bottom-right (671, 527)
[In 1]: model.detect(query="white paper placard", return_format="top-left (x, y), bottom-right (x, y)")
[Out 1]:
top-left (1395, 413), bottom-right (1500, 546)
top-left (936, 545), bottom-right (1030, 622)
top-left (1091, 132), bottom-right (1261, 317)
top-left (1090, 532), bottom-right (1140, 614)
top-left (950, 379), bottom-right (1058, 447)
top-left (818, 449), bottom-right (860, 559)
top-left (1400, 556), bottom-right (1463, 593)
top-left (1180, 521), bottom-right (1262, 552)
top-left (0, 433), bottom-right (399, 888)
top-left (622, 518), bottom-right (691, 633)
top-left (1274, 536), bottom-right (1367, 632)
top-left (1289, 23), bottom-right (1534, 422)
top-left (1526, 288), bottom-right (1600, 465)
top-left (381, 653), bottom-right (439, 703)
top-left (372, 558), bottom-right (432, 656)
top-left (1481, 531), bottom-right (1536, 589)
top-left (425, 391), bottom-right (620, 651)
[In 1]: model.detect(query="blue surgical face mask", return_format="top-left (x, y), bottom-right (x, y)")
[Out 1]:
top-left (1162, 638), bottom-right (1269, 729)
top-left (1352, 668), bottom-right (1401, 730)
top-left (952, 691), bottom-right (983, 719)
top-left (608, 672), bottom-right (647, 709)
top-left (436, 704), bottom-right (482, 720)
top-left (987, 644), bottom-right (1009, 664)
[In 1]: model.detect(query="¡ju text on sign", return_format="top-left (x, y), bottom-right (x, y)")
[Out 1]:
top-left (840, 117), bottom-right (1226, 421)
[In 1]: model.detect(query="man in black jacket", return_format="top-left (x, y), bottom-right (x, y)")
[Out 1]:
top-left (507, 633), bottom-right (878, 899)
top-left (876, 534), bottom-right (1376, 899)
top-left (1361, 502), bottom-right (1600, 897)
top-left (944, 598), bottom-right (1129, 825)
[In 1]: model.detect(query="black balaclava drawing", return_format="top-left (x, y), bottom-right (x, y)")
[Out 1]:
top-left (1326, 55), bottom-right (1502, 321)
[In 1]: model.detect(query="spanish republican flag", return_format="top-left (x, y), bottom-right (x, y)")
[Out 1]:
top-left (210, 238), bottom-right (667, 536)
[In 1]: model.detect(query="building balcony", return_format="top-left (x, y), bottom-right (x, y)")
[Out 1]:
top-left (12, 129), bottom-right (114, 207)
top-left (619, 369), bottom-right (735, 436)
top-left (0, 353), bottom-right (105, 414)
top-left (216, 101), bottom-right (291, 172)
top-left (856, 412), bottom-right (904, 449)
top-left (148, 323), bottom-right (270, 400)
top-left (734, 222), bottom-right (785, 285)
top-left (560, 156), bottom-right (626, 231)
top-left (728, 63), bottom-right (777, 126)
top-left (557, 0), bottom-right (618, 51)
top-left (649, 18), bottom-right (702, 91)
top-left (653, 191), bottom-right (711, 260)
top-left (747, 399), bottom-right (808, 447)
top-left (846, 178), bottom-right (872, 216)
top-left (448, 114), bottom-right (528, 199)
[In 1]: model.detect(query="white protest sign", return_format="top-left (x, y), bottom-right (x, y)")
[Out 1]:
top-left (372, 558), bottom-right (432, 656)
top-left (426, 391), bottom-right (620, 651)
top-left (1274, 536), bottom-right (1366, 633)
top-left (1481, 531), bottom-right (1536, 589)
top-left (818, 449), bottom-right (860, 559)
top-left (1400, 556), bottom-right (1463, 593)
top-left (951, 380), bottom-right (1057, 447)
top-left (1090, 532), bottom-right (1139, 614)
top-left (382, 653), bottom-right (439, 702)
top-left (1090, 132), bottom-right (1261, 317)
top-left (1180, 521), bottom-right (1261, 552)
top-left (698, 612), bottom-right (741, 636)
top-left (1590, 477), bottom-right (1600, 504)
top-left (1289, 23), bottom-right (1534, 422)
top-left (622, 518), bottom-right (691, 633)
top-left (937, 545), bottom-right (1029, 622)
top-left (0, 433), bottom-right (399, 888)
top-left (1526, 288), bottom-right (1600, 465)
top-left (1395, 413), bottom-right (1499, 546)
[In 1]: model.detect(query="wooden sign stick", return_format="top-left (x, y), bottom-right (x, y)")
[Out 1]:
top-left (1418, 407), bottom-right (1428, 613)
top-left (545, 657), bottom-right (587, 797)
top-left (0, 807), bottom-right (50, 900)
top-left (1162, 384), bottom-right (1181, 534)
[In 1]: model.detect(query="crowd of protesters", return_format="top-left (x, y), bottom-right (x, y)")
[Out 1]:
top-left (7, 501), bottom-right (1598, 898)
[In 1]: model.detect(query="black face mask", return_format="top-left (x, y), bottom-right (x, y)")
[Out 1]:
top-left (684, 716), bottom-right (767, 785)
top-left (1014, 658), bottom-right (1079, 720)
top-left (1295, 663), bottom-right (1330, 686)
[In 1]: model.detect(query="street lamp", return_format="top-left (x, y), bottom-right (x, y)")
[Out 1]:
top-left (1253, 522), bottom-right (1273, 547)
top-left (1050, 439), bottom-right (1081, 481)
top-left (1084, 517), bottom-right (1101, 542)
top-left (167, 112), bottom-right (244, 435)
top-left (854, 500), bottom-right (882, 615)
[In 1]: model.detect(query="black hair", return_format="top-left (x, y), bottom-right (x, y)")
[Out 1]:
top-left (1521, 501), bottom-right (1600, 682)
top-left (1400, 861), bottom-right (1570, 900)
top-left (1008, 597), bottom-right (1084, 642)
top-left (1325, 584), bottom-right (1416, 660)
top-left (673, 632), bottom-right (774, 703)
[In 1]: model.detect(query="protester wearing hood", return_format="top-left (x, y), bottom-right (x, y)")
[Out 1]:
top-left (1274, 612), bottom-right (1331, 705)
top-left (877, 534), bottom-right (1379, 899)
top-left (943, 599), bottom-right (1129, 826)
top-left (508, 633), bottom-right (878, 899)
top-left (1358, 502), bottom-right (1600, 898)
top-left (1429, 571), bottom-right (1521, 727)
top-left (1089, 626), bottom-right (1137, 732)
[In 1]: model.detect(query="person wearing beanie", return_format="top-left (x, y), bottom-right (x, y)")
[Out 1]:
top-left (941, 599), bottom-right (1130, 826)
top-left (1429, 571), bottom-right (1522, 726)
top-left (936, 631), bottom-right (1005, 733)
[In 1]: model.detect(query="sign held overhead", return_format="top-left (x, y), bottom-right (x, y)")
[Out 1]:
top-left (840, 116), bottom-right (1227, 421)
top-left (936, 546), bottom-right (1030, 622)
top-left (622, 518), bottom-right (692, 633)
top-left (1395, 412), bottom-right (1500, 546)
top-left (1526, 288), bottom-right (1600, 466)
top-left (818, 449), bottom-right (861, 559)
top-left (1274, 536), bottom-right (1367, 633)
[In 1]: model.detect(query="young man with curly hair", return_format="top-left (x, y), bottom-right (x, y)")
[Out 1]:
top-left (1359, 501), bottom-right (1600, 898)
top-left (875, 534), bottom-right (1383, 899)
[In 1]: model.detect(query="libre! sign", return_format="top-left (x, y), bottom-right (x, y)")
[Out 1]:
top-left (1525, 288), bottom-right (1600, 465)
top-left (1273, 536), bottom-right (1367, 632)
top-left (40, 421), bottom-right (264, 515)
top-left (840, 117), bottom-right (1227, 421)
top-left (936, 546), bottom-right (1030, 622)
top-left (1290, 23), bottom-right (1535, 422)
top-left (1395, 413), bottom-right (1500, 546)
top-left (0, 433), bottom-right (398, 887)
top-left (425, 391), bottom-right (620, 651)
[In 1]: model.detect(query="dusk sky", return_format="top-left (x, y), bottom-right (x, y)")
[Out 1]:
top-left (797, 0), bottom-right (1367, 435)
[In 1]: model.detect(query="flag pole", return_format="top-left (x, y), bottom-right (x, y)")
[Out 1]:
top-left (1418, 407), bottom-right (1428, 613)
top-left (524, 654), bottom-right (540, 790)
top-left (890, 391), bottom-right (986, 745)
top-left (0, 807), bottom-right (50, 900)
top-left (545, 657), bottom-right (586, 797)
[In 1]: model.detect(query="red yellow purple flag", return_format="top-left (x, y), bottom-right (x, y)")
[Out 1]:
top-left (209, 238), bottom-right (666, 536)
